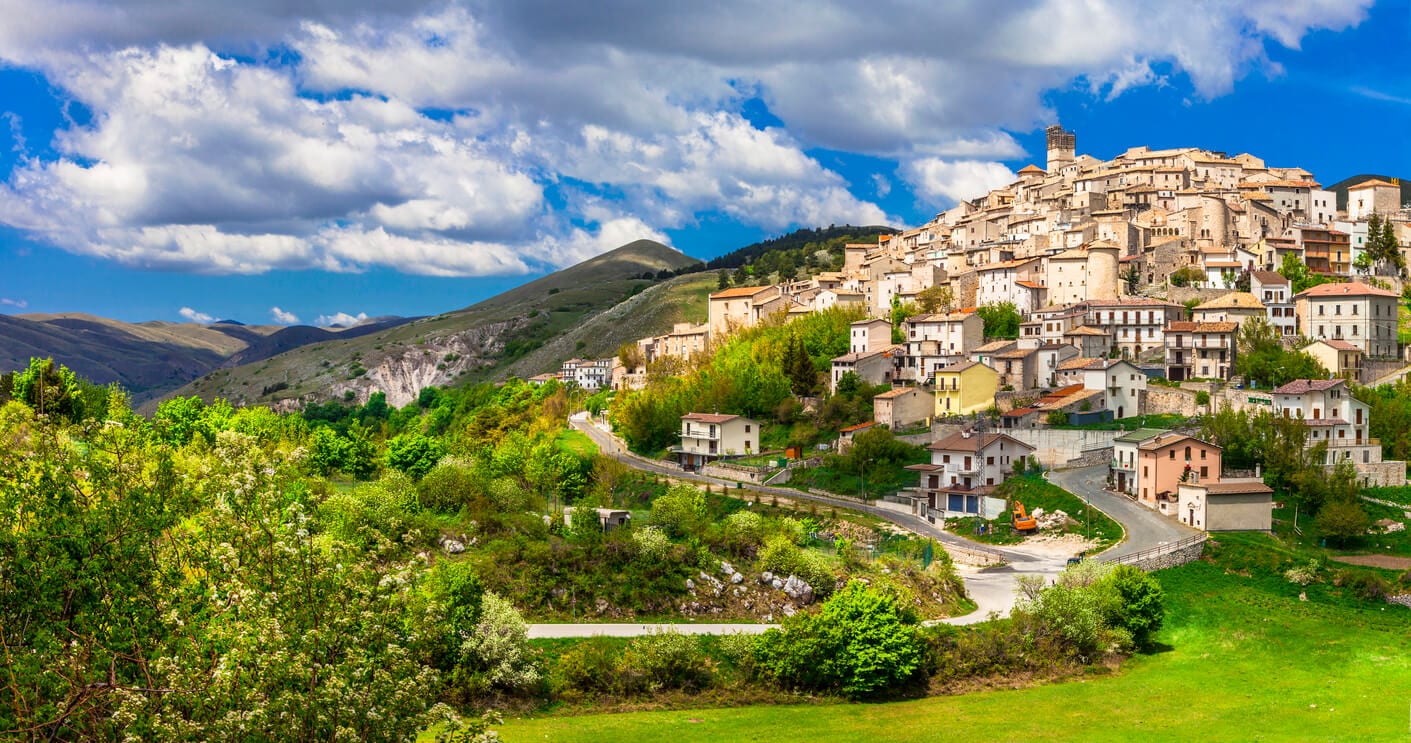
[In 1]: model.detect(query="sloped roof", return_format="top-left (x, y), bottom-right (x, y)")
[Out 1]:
top-left (682, 413), bottom-right (741, 424)
top-left (930, 431), bottom-right (1034, 452)
top-left (1166, 321), bottom-right (1239, 334)
top-left (1295, 282), bottom-right (1399, 299)
top-left (1195, 292), bottom-right (1264, 311)
top-left (1271, 379), bottom-right (1345, 395)
top-left (1310, 339), bottom-right (1362, 352)
top-left (1113, 427), bottom-right (1171, 444)
top-left (710, 285), bottom-right (775, 299)
top-left (1249, 270), bottom-right (1288, 285)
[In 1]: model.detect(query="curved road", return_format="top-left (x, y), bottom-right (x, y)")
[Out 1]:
top-left (527, 415), bottom-right (1190, 636)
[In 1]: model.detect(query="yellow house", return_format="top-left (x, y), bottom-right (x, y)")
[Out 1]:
top-left (933, 361), bottom-right (999, 417)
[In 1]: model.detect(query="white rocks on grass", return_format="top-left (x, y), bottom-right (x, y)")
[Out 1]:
top-left (440, 539), bottom-right (465, 554)
top-left (782, 575), bottom-right (814, 604)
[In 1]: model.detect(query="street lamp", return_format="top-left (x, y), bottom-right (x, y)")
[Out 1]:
top-left (860, 457), bottom-right (874, 504)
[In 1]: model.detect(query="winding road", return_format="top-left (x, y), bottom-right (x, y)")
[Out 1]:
top-left (526, 414), bottom-right (1194, 637)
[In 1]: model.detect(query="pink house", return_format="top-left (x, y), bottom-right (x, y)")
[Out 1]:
top-left (1135, 433), bottom-right (1223, 516)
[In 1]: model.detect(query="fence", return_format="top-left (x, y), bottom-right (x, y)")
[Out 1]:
top-left (1098, 533), bottom-right (1208, 570)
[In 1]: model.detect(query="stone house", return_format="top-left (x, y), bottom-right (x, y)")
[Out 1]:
top-left (873, 387), bottom-right (934, 430)
top-left (1163, 321), bottom-right (1238, 381)
top-left (1294, 282), bottom-right (1400, 360)
top-left (1249, 271), bottom-right (1296, 336)
top-left (707, 285), bottom-right (787, 338)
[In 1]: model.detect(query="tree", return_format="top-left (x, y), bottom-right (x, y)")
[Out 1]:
top-left (1098, 564), bottom-right (1166, 650)
top-left (1366, 212), bottom-right (1405, 275)
top-left (717, 270), bottom-right (730, 290)
top-left (781, 332), bottom-right (817, 396)
top-left (1122, 265), bottom-right (1141, 295)
top-left (889, 299), bottom-right (917, 344)
top-left (617, 341), bottom-right (645, 373)
top-left (976, 302), bottom-right (1021, 339)
top-left (1046, 409), bottom-right (1069, 426)
top-left (756, 580), bottom-right (923, 698)
top-left (649, 484), bottom-right (707, 538)
top-left (1234, 316), bottom-right (1327, 388)
top-left (386, 432), bottom-right (447, 480)
top-left (11, 357), bottom-right (82, 421)
top-left (1169, 266), bottom-right (1205, 287)
top-left (732, 265), bottom-right (749, 286)
top-left (916, 284), bottom-right (955, 314)
top-left (1278, 252), bottom-right (1332, 293)
top-left (1317, 497), bottom-right (1369, 546)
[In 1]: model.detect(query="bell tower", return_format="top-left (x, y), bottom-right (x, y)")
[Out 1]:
top-left (1045, 124), bottom-right (1076, 173)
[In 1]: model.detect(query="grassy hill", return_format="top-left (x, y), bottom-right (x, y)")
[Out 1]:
top-left (497, 533), bottom-right (1411, 741)
top-left (167, 239), bottom-right (703, 410)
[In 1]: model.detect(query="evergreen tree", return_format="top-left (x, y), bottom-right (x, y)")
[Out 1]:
top-left (717, 270), bottom-right (730, 290)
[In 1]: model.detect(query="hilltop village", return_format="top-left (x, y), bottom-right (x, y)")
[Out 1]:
top-left (541, 127), bottom-right (1411, 534)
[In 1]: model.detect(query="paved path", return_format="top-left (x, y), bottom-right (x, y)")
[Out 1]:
top-left (519, 414), bottom-right (1123, 637)
top-left (1047, 465), bottom-right (1200, 561)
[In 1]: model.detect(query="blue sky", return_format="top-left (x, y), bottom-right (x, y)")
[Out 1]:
top-left (0, 0), bottom-right (1407, 324)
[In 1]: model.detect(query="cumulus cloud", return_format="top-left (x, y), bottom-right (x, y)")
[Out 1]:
top-left (269, 306), bottom-right (299, 324)
top-left (1, 297), bottom-right (28, 309)
top-left (178, 306), bottom-right (215, 323)
top-left (316, 311), bottom-right (368, 328)
top-left (0, 0), bottom-right (1374, 269)
top-left (901, 160), bottom-right (1019, 206)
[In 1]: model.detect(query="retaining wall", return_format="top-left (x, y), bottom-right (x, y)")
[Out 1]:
top-left (1146, 387), bottom-right (1202, 417)
top-left (1122, 539), bottom-right (1206, 571)
top-left (1010, 429), bottom-right (1119, 466)
top-left (1066, 446), bottom-right (1114, 468)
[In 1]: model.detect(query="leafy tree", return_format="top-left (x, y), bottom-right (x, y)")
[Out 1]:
top-left (1098, 565), bottom-right (1165, 650)
top-left (890, 299), bottom-right (917, 344)
top-left (1317, 497), bottom-right (1369, 546)
top-left (11, 357), bottom-right (82, 420)
top-left (835, 427), bottom-right (920, 476)
top-left (386, 432), bottom-right (447, 480)
top-left (1278, 252), bottom-right (1333, 292)
top-left (756, 580), bottom-right (923, 698)
top-left (1234, 316), bottom-right (1327, 388)
top-left (1122, 265), bottom-right (1141, 295)
top-left (649, 484), bottom-right (707, 538)
top-left (916, 284), bottom-right (955, 314)
top-left (1169, 266), bottom-right (1204, 287)
top-left (343, 423), bottom-right (382, 480)
top-left (976, 302), bottom-right (1020, 339)
top-left (617, 341), bottom-right (645, 373)
top-left (308, 425), bottom-right (350, 475)
top-left (1046, 410), bottom-right (1069, 426)
top-left (455, 591), bottom-right (540, 694)
top-left (153, 394), bottom-right (212, 446)
top-left (717, 270), bottom-right (730, 290)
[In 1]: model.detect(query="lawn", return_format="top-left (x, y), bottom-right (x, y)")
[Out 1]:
top-left (1270, 485), bottom-right (1411, 560)
top-left (787, 456), bottom-right (925, 501)
top-left (556, 428), bottom-right (599, 457)
top-left (496, 532), bottom-right (1411, 741)
top-left (945, 473), bottom-right (1123, 549)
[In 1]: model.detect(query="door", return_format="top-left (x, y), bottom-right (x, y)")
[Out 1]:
top-left (1117, 472), bottom-right (1126, 492)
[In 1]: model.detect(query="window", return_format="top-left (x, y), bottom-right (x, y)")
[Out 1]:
top-left (1184, 446), bottom-right (1191, 461)
top-left (1200, 466), bottom-right (1208, 478)
top-left (1201, 449), bottom-right (1206, 460)
top-left (1169, 450), bottom-right (1175, 460)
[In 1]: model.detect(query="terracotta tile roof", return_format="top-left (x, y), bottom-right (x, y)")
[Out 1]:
top-left (1195, 292), bottom-right (1264, 310)
top-left (1166, 321), bottom-right (1238, 334)
top-left (1199, 481), bottom-right (1274, 495)
top-left (1018, 164), bottom-right (1047, 174)
top-left (1349, 178), bottom-right (1399, 190)
top-left (937, 360), bottom-right (986, 373)
top-left (1064, 326), bottom-right (1110, 336)
top-left (1272, 379), bottom-right (1345, 395)
top-left (873, 387), bottom-right (924, 399)
top-left (972, 340), bottom-right (1017, 353)
top-left (1015, 280), bottom-right (1047, 289)
top-left (1249, 270), bottom-right (1288, 285)
top-left (710, 285), bottom-right (775, 299)
top-left (1295, 282), bottom-right (1398, 299)
top-left (1312, 339), bottom-right (1362, 352)
top-left (930, 431), bottom-right (1034, 451)
top-left (682, 413), bottom-right (741, 424)
top-left (839, 421), bottom-right (876, 433)
top-left (995, 347), bottom-right (1037, 360)
top-left (1058, 357), bottom-right (1098, 371)
top-left (1137, 433), bottom-right (1219, 452)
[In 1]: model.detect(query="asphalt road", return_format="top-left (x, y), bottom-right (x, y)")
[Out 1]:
top-left (522, 414), bottom-right (1075, 636)
top-left (1047, 464), bottom-right (1199, 561)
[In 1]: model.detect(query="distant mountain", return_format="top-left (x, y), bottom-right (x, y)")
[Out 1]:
top-left (1326, 174), bottom-right (1410, 212)
top-left (705, 225), bottom-right (896, 270)
top-left (167, 239), bottom-right (704, 410)
top-left (0, 312), bottom-right (413, 404)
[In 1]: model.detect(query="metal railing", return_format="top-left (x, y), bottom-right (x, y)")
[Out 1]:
top-left (1099, 533), bottom-right (1208, 566)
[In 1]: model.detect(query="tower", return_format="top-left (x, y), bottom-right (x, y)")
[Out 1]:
top-left (1046, 124), bottom-right (1076, 173)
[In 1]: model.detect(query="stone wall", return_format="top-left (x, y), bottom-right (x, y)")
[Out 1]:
top-left (1010, 429), bottom-right (1119, 466)
top-left (703, 462), bottom-right (772, 483)
top-left (1346, 460), bottom-right (1407, 488)
top-left (1105, 537), bottom-right (1207, 571)
top-left (1066, 446), bottom-right (1114, 468)
top-left (1145, 386), bottom-right (1202, 417)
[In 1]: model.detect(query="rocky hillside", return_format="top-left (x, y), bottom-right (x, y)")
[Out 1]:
top-left (165, 240), bottom-right (703, 411)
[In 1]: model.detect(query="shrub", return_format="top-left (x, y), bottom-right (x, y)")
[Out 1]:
top-left (556, 638), bottom-right (622, 695)
top-left (385, 433), bottom-right (447, 480)
top-left (756, 581), bottom-right (923, 698)
top-left (631, 630), bottom-right (714, 692)
top-left (1332, 569), bottom-right (1391, 601)
top-left (650, 484), bottom-right (707, 538)
top-left (417, 458), bottom-right (484, 513)
top-left (1097, 564), bottom-right (1165, 650)
top-left (1283, 560), bottom-right (1320, 586)
top-left (456, 592), bottom-right (540, 694)
top-left (1195, 390), bottom-right (1211, 406)
top-left (632, 527), bottom-right (670, 561)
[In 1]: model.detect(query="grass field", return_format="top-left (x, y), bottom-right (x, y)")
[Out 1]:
top-left (947, 474), bottom-right (1123, 549)
top-left (556, 429), bottom-right (599, 458)
top-left (496, 532), bottom-right (1411, 742)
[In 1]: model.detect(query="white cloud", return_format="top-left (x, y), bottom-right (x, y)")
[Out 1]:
top-left (269, 306), bottom-right (299, 324)
top-left (0, 1), bottom-right (1375, 269)
top-left (901, 159), bottom-right (1019, 207)
top-left (315, 311), bottom-right (368, 327)
top-left (178, 306), bottom-right (215, 323)
top-left (871, 174), bottom-right (891, 199)
top-left (0, 297), bottom-right (27, 309)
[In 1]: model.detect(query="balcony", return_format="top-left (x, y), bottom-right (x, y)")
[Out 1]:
top-left (1326, 437), bottom-right (1379, 448)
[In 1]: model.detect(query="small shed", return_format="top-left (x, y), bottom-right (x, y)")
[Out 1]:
top-left (563, 507), bottom-right (633, 533)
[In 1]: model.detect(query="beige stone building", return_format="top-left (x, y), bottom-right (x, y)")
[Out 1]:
top-left (873, 387), bottom-right (934, 430)
top-left (707, 285), bottom-right (787, 338)
top-left (1294, 282), bottom-right (1399, 359)
top-left (675, 413), bottom-right (759, 469)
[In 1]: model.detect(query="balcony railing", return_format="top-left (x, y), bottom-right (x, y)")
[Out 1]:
top-left (1326, 437), bottom-right (1380, 448)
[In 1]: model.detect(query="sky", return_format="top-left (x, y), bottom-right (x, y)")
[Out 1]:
top-left (0, 0), bottom-right (1407, 325)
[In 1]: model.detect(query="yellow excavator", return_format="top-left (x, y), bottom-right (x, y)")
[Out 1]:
top-left (1011, 501), bottom-right (1038, 533)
